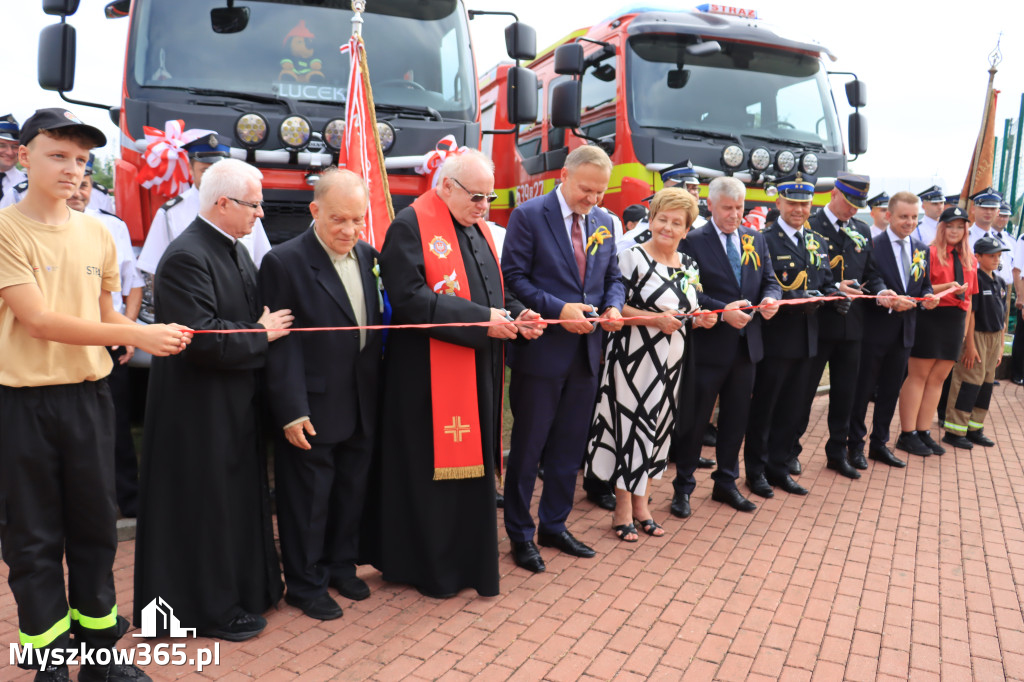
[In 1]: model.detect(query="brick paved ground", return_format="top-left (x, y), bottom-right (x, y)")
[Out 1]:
top-left (2, 386), bottom-right (1023, 681)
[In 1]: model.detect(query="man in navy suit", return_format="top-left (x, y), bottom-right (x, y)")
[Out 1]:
top-left (259, 169), bottom-right (384, 620)
top-left (670, 177), bottom-right (780, 517)
top-left (502, 146), bottom-right (626, 573)
top-left (849, 191), bottom-right (939, 467)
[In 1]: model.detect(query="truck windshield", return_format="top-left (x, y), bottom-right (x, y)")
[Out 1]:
top-left (127, 0), bottom-right (476, 120)
top-left (627, 34), bottom-right (842, 153)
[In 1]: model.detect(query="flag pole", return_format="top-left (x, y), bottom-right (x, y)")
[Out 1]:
top-left (961, 37), bottom-right (1002, 211)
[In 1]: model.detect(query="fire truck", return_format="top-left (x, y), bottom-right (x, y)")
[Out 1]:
top-left (37, 0), bottom-right (537, 244)
top-left (481, 3), bottom-right (867, 223)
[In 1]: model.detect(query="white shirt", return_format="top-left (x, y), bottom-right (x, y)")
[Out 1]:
top-left (778, 218), bottom-right (804, 245)
top-left (888, 230), bottom-right (912, 286)
top-left (485, 221), bottom-right (506, 259)
top-left (915, 214), bottom-right (938, 245)
top-left (87, 208), bottom-right (144, 315)
top-left (870, 224), bottom-right (885, 240)
top-left (967, 223), bottom-right (991, 250)
top-left (616, 220), bottom-right (648, 254)
top-left (88, 185), bottom-right (114, 214)
top-left (0, 167), bottom-right (26, 209)
top-left (713, 219), bottom-right (741, 258)
top-left (136, 186), bottom-right (271, 274)
top-left (990, 229), bottom-right (1015, 286)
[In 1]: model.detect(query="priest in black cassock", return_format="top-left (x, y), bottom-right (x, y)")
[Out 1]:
top-left (373, 150), bottom-right (544, 598)
top-left (134, 159), bottom-right (293, 641)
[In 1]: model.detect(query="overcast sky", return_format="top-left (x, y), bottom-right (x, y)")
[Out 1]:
top-left (8, 0), bottom-right (1024, 198)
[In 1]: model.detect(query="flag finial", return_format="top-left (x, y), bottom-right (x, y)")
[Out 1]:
top-left (351, 1), bottom-right (365, 37)
top-left (988, 33), bottom-right (1002, 70)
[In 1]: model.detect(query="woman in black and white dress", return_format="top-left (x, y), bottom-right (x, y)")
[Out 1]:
top-left (586, 188), bottom-right (715, 542)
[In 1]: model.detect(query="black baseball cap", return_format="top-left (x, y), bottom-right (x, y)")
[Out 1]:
top-left (19, 107), bottom-right (106, 148)
top-left (974, 236), bottom-right (1010, 255)
top-left (939, 206), bottom-right (968, 224)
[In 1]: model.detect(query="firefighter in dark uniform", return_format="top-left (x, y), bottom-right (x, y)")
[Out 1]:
top-left (791, 173), bottom-right (885, 478)
top-left (743, 173), bottom-right (837, 496)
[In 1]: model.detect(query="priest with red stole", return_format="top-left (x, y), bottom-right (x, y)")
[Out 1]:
top-left (373, 149), bottom-right (544, 598)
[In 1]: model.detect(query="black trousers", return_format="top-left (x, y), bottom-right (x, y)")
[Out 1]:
top-left (672, 348), bottom-right (754, 496)
top-left (0, 381), bottom-right (123, 668)
top-left (745, 356), bottom-right (812, 480)
top-left (1012, 309), bottom-right (1024, 381)
top-left (794, 337), bottom-right (861, 461)
top-left (275, 427), bottom-right (372, 601)
top-left (849, 339), bottom-right (911, 451)
top-left (107, 347), bottom-right (139, 517)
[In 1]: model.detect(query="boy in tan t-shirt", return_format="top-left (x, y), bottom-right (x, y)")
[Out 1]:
top-left (0, 108), bottom-right (191, 682)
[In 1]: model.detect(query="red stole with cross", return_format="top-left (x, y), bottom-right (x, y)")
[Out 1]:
top-left (412, 188), bottom-right (503, 480)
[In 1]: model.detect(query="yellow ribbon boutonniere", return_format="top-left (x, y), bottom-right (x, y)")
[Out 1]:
top-left (910, 249), bottom-right (926, 282)
top-left (586, 226), bottom-right (613, 255)
top-left (804, 232), bottom-right (822, 267)
top-left (740, 233), bottom-right (761, 268)
top-left (372, 258), bottom-right (384, 312)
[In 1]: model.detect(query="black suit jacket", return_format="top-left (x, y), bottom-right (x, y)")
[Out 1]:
top-left (760, 221), bottom-right (836, 359)
top-left (681, 222), bottom-right (781, 365)
top-left (258, 229), bottom-right (384, 443)
top-left (863, 233), bottom-right (933, 349)
top-left (808, 210), bottom-right (885, 341)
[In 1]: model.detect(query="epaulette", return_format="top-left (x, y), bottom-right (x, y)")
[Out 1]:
top-left (14, 180), bottom-right (28, 193)
top-left (92, 182), bottom-right (110, 195)
top-left (99, 208), bottom-right (117, 217)
top-left (161, 195), bottom-right (185, 211)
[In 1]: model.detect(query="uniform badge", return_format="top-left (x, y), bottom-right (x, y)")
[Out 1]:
top-left (428, 235), bottom-right (453, 259)
top-left (432, 269), bottom-right (460, 296)
top-left (207, 133), bottom-right (219, 147)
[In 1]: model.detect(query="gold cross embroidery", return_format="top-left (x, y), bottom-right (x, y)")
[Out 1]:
top-left (444, 416), bottom-right (471, 443)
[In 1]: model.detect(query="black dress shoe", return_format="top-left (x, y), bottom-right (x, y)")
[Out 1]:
top-left (765, 473), bottom-right (808, 495)
top-left (848, 449), bottom-right (868, 470)
top-left (511, 540), bottom-right (546, 573)
top-left (966, 429), bottom-right (995, 447)
top-left (495, 490), bottom-right (504, 509)
top-left (702, 425), bottom-right (718, 447)
top-left (537, 466), bottom-right (545, 480)
top-left (826, 458), bottom-right (861, 479)
top-left (868, 445), bottom-right (906, 467)
top-left (198, 611), bottom-right (267, 641)
top-left (285, 592), bottom-right (343, 621)
top-left (696, 456), bottom-right (716, 469)
top-left (942, 432), bottom-right (974, 449)
top-left (586, 491), bottom-right (616, 511)
top-left (895, 431), bottom-right (932, 456)
top-left (916, 431), bottom-right (946, 455)
top-left (745, 474), bottom-right (774, 498)
top-left (670, 493), bottom-right (691, 518)
top-left (537, 530), bottom-right (596, 558)
top-left (1012, 377), bottom-right (1024, 386)
top-left (34, 665), bottom-right (70, 682)
top-left (787, 458), bottom-right (802, 476)
top-left (711, 486), bottom-right (757, 512)
top-left (79, 663), bottom-right (150, 682)
top-left (331, 575), bottom-right (370, 601)
top-left (415, 585), bottom-right (459, 599)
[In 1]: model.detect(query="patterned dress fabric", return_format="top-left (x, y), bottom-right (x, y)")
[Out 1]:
top-left (586, 245), bottom-right (700, 495)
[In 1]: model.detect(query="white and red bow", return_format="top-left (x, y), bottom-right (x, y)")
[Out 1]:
top-left (137, 120), bottom-right (215, 200)
top-left (415, 135), bottom-right (468, 188)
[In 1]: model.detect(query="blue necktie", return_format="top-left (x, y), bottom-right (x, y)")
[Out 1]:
top-left (726, 231), bottom-right (742, 285)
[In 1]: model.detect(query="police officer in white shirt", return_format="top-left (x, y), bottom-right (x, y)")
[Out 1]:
top-left (0, 114), bottom-right (26, 209)
top-left (867, 191), bottom-right (889, 239)
top-left (989, 201), bottom-right (1016, 288)
top-left (913, 185), bottom-right (944, 245)
top-left (966, 187), bottom-right (1002, 250)
top-left (136, 133), bottom-right (271, 276)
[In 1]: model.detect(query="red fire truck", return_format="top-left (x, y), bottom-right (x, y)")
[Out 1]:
top-left (37, 0), bottom-right (537, 244)
top-left (481, 3), bottom-right (867, 223)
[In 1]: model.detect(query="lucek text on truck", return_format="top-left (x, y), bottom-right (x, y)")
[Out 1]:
top-left (481, 3), bottom-right (868, 224)
top-left (37, 0), bottom-right (539, 245)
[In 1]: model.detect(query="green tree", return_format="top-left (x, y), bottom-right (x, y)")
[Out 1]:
top-left (91, 154), bottom-right (116, 193)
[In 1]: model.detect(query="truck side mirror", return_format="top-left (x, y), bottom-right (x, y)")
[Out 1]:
top-left (848, 112), bottom-right (867, 155)
top-left (554, 44), bottom-right (585, 76)
top-left (845, 80), bottom-right (866, 108)
top-left (504, 22), bottom-right (536, 61)
top-left (43, 0), bottom-right (80, 16)
top-left (211, 6), bottom-right (250, 34)
top-left (104, 0), bottom-right (131, 19)
top-left (550, 80), bottom-right (581, 129)
top-left (38, 22), bottom-right (76, 92)
top-left (506, 67), bottom-right (538, 125)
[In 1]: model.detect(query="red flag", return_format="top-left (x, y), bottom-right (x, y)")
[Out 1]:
top-left (340, 35), bottom-right (394, 249)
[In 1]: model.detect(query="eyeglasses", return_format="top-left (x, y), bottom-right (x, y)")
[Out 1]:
top-left (451, 177), bottom-right (498, 203)
top-left (228, 197), bottom-right (264, 210)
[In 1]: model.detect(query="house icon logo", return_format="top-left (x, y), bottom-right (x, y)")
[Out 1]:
top-left (133, 598), bottom-right (197, 638)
